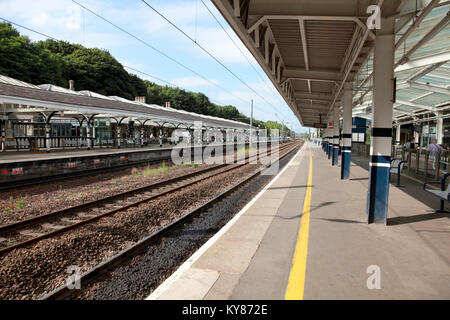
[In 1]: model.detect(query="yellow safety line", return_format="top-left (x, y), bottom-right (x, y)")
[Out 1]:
top-left (285, 146), bottom-right (313, 300)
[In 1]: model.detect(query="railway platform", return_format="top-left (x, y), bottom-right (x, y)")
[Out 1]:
top-left (148, 141), bottom-right (450, 300)
top-left (0, 144), bottom-right (178, 184)
top-left (0, 144), bottom-right (174, 164)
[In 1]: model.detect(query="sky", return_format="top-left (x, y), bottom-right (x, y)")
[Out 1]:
top-left (0, 0), bottom-right (306, 132)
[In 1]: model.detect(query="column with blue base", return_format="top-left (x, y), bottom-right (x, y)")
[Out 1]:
top-left (322, 129), bottom-right (326, 152)
top-left (332, 106), bottom-right (339, 166)
top-left (327, 119), bottom-right (332, 159)
top-left (341, 82), bottom-right (353, 179)
top-left (367, 18), bottom-right (395, 224)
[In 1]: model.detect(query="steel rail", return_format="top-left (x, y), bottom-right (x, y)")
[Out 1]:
top-left (40, 141), bottom-right (301, 300)
top-left (0, 143), bottom-right (294, 255)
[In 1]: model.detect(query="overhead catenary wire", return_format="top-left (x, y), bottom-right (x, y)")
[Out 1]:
top-left (140, 0), bottom-right (291, 119)
top-left (122, 65), bottom-right (180, 88)
top-left (71, 0), bottom-right (249, 105)
top-left (0, 17), bottom-right (59, 41)
top-left (124, 65), bottom-right (227, 106)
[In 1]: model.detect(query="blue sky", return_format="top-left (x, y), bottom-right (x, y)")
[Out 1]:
top-left (0, 0), bottom-right (305, 132)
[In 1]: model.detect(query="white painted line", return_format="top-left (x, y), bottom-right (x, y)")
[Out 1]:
top-left (146, 142), bottom-right (308, 300)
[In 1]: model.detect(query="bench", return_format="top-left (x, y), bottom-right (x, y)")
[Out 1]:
top-left (423, 173), bottom-right (450, 213)
top-left (390, 158), bottom-right (407, 187)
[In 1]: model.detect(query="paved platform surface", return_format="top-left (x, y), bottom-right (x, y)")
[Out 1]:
top-left (148, 142), bottom-right (450, 300)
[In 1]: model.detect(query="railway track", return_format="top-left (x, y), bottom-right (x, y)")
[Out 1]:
top-left (41, 141), bottom-right (301, 300)
top-left (0, 142), bottom-right (295, 255)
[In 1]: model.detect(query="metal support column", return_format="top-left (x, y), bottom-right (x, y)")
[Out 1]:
top-left (327, 118), bottom-right (332, 159)
top-left (341, 83), bottom-right (353, 179)
top-left (322, 128), bottom-right (327, 152)
top-left (332, 106), bottom-right (339, 166)
top-left (367, 18), bottom-right (395, 224)
top-left (116, 125), bottom-right (121, 149)
top-left (45, 123), bottom-right (51, 153)
top-left (1, 120), bottom-right (5, 152)
top-left (87, 123), bottom-right (92, 150)
top-left (436, 113), bottom-right (443, 145)
top-left (395, 124), bottom-right (401, 144)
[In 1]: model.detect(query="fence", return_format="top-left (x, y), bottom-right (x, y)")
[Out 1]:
top-left (350, 143), bottom-right (449, 182)
top-left (392, 145), bottom-right (448, 181)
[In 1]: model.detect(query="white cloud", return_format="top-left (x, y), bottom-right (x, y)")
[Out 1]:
top-left (0, 0), bottom-right (82, 33)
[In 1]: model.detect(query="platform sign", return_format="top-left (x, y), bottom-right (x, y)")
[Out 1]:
top-left (12, 168), bottom-right (23, 175)
top-left (328, 121), bottom-right (334, 129)
top-left (314, 123), bottom-right (327, 128)
top-left (67, 162), bottom-right (77, 168)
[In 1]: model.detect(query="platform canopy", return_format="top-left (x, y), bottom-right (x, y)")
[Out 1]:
top-left (0, 73), bottom-right (255, 130)
top-left (352, 2), bottom-right (450, 124)
top-left (211, 0), bottom-right (450, 127)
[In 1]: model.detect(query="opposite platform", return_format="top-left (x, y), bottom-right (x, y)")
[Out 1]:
top-left (148, 142), bottom-right (450, 300)
top-left (0, 144), bottom-right (174, 164)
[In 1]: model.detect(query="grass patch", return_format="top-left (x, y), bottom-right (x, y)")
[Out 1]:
top-left (6, 240), bottom-right (15, 247)
top-left (1, 196), bottom-right (26, 212)
top-left (15, 199), bottom-right (26, 209)
top-left (142, 161), bottom-right (170, 176)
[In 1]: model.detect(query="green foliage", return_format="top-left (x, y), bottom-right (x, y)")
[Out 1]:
top-left (0, 22), bottom-right (66, 85)
top-left (265, 120), bottom-right (291, 136)
top-left (0, 22), bottom-right (286, 132)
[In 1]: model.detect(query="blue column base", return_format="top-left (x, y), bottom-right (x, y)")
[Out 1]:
top-left (366, 158), bottom-right (390, 224)
top-left (340, 151), bottom-right (351, 179)
top-left (332, 146), bottom-right (339, 165)
top-left (328, 144), bottom-right (332, 159)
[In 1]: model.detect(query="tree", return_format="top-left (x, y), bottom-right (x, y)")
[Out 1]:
top-left (63, 47), bottom-right (136, 98)
top-left (0, 22), bottom-right (65, 85)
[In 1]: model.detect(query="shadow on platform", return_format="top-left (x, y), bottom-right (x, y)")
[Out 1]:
top-left (387, 212), bottom-right (449, 226)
